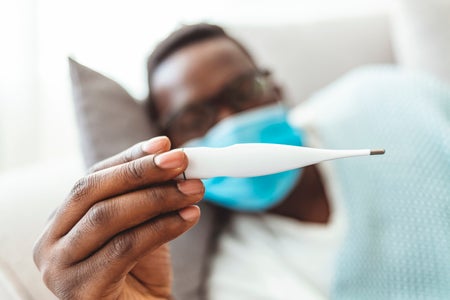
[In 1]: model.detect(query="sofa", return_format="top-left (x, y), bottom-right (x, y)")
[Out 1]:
top-left (1, 2), bottom-right (449, 298)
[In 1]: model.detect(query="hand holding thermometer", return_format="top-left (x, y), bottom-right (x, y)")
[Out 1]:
top-left (176, 143), bottom-right (385, 180)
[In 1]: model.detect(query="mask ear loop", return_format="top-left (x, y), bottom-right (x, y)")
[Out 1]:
top-left (255, 69), bottom-right (286, 108)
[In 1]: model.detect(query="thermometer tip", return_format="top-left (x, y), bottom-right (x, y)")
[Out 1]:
top-left (370, 149), bottom-right (385, 155)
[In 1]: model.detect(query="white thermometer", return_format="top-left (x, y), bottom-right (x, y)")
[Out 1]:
top-left (176, 143), bottom-right (385, 179)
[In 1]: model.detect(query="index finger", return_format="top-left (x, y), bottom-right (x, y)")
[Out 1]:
top-left (88, 136), bottom-right (171, 173)
top-left (49, 149), bottom-right (189, 239)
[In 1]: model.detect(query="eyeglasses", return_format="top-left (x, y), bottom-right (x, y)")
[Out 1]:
top-left (159, 69), bottom-right (273, 143)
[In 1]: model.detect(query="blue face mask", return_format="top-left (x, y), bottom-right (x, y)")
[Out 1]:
top-left (183, 103), bottom-right (304, 211)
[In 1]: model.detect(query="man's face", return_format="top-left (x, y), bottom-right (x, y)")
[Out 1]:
top-left (151, 37), bottom-right (278, 147)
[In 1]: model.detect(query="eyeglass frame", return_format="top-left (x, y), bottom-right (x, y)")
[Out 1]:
top-left (157, 68), bottom-right (274, 141)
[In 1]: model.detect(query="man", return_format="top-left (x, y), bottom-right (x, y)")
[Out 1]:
top-left (34, 23), bottom-right (332, 299)
top-left (33, 24), bottom-right (450, 299)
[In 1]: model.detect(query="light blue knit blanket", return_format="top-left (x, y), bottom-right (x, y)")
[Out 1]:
top-left (306, 66), bottom-right (450, 299)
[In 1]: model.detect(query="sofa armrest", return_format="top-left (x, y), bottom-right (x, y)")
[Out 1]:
top-left (0, 158), bottom-right (84, 300)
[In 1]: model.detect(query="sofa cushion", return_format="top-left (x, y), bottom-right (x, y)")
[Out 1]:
top-left (0, 159), bottom-right (83, 300)
top-left (0, 259), bottom-right (35, 300)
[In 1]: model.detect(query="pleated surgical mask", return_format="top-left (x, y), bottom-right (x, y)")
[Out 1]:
top-left (183, 103), bottom-right (304, 211)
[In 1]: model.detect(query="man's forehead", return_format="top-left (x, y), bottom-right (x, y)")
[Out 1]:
top-left (151, 37), bottom-right (254, 109)
top-left (152, 38), bottom-right (252, 87)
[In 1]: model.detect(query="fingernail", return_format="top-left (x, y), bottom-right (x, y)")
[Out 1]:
top-left (177, 180), bottom-right (204, 195)
top-left (154, 150), bottom-right (184, 169)
top-left (179, 205), bottom-right (200, 221)
top-left (142, 136), bottom-right (169, 154)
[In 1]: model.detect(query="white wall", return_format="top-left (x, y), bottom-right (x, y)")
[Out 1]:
top-left (0, 0), bottom-right (39, 170)
top-left (0, 0), bottom-right (390, 173)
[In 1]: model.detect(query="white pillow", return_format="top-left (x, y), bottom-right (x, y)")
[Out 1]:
top-left (226, 14), bottom-right (393, 106)
top-left (391, 0), bottom-right (450, 83)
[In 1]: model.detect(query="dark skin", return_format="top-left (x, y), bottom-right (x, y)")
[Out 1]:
top-left (152, 37), bottom-right (330, 223)
top-left (34, 138), bottom-right (204, 299)
top-left (33, 37), bottom-right (329, 300)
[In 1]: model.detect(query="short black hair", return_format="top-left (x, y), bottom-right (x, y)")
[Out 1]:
top-left (146, 23), bottom-right (255, 121)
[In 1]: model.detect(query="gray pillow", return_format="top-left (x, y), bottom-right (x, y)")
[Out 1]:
top-left (68, 57), bottom-right (156, 168)
top-left (68, 57), bottom-right (221, 300)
